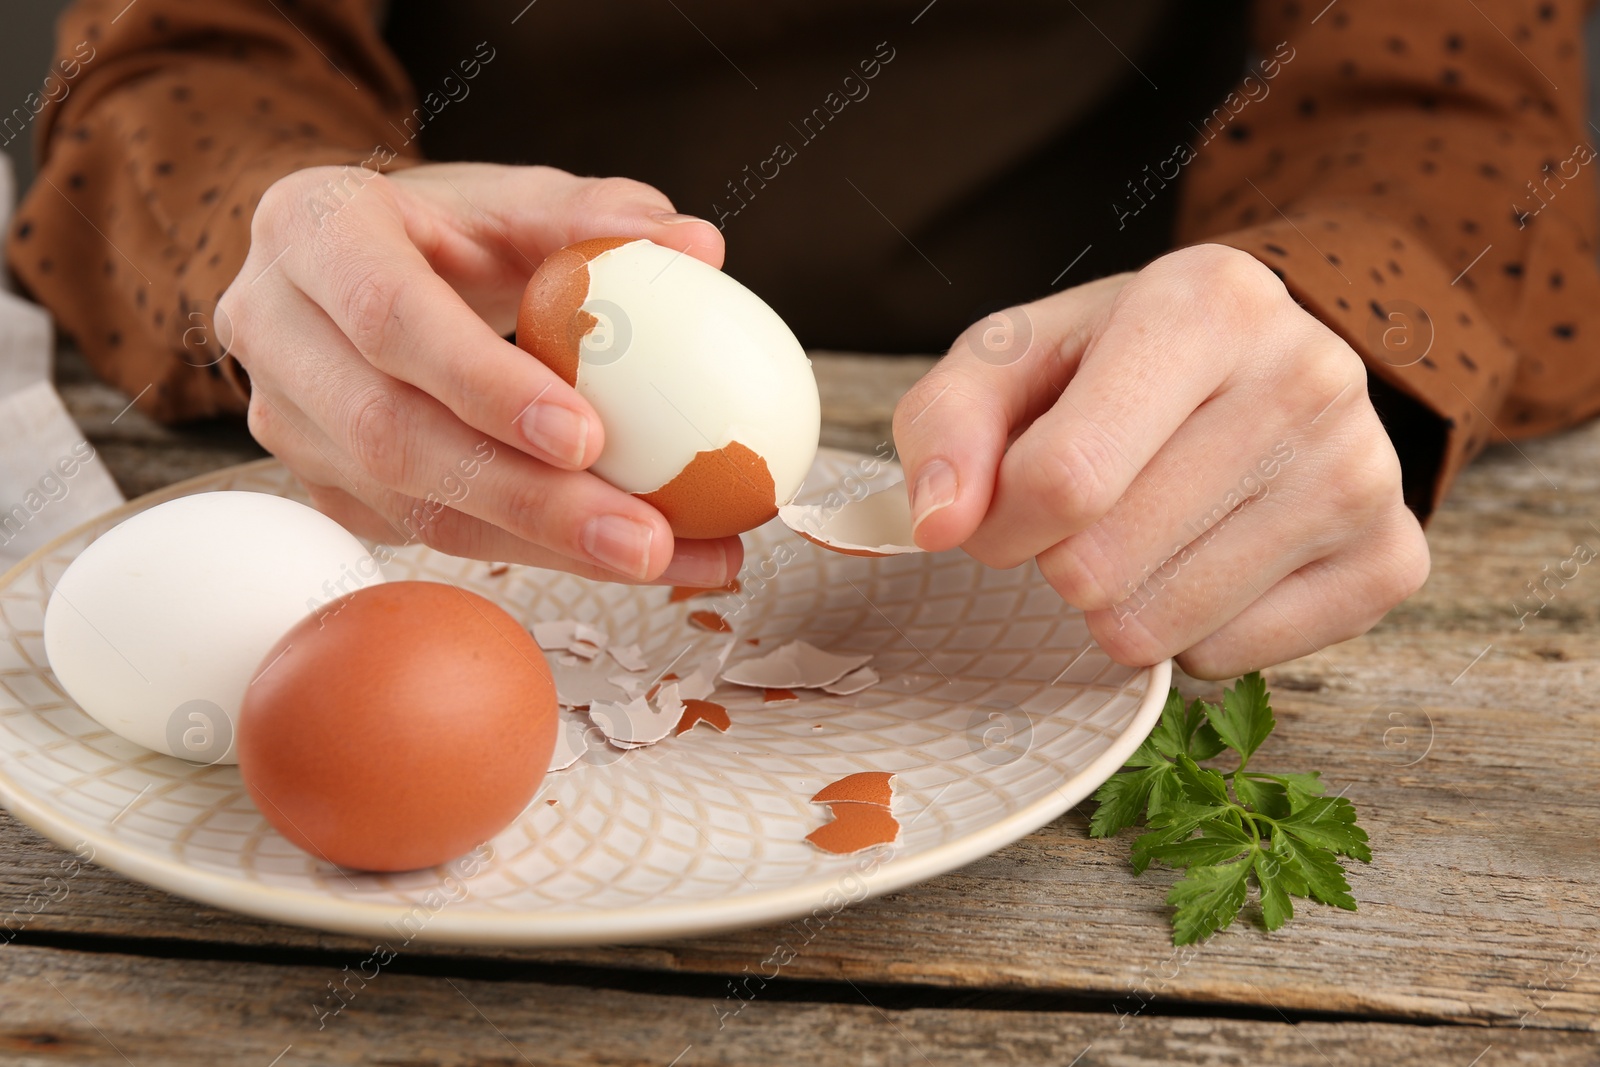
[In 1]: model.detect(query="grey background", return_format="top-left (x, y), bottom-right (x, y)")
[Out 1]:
top-left (4, 4), bottom-right (1600, 194)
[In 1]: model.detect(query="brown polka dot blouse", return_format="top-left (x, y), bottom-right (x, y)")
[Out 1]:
top-left (5, 0), bottom-right (1598, 520)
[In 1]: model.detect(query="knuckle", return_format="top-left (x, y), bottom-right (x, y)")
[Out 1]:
top-left (1380, 516), bottom-right (1432, 604)
top-left (337, 263), bottom-right (405, 364)
top-left (412, 505), bottom-right (474, 555)
top-left (575, 175), bottom-right (669, 216)
top-left (1033, 432), bottom-right (1123, 528)
top-left (1149, 244), bottom-right (1284, 323)
top-left (1086, 604), bottom-right (1171, 668)
top-left (1036, 534), bottom-right (1117, 611)
top-left (893, 370), bottom-right (958, 435)
top-left (346, 388), bottom-right (412, 486)
top-left (1295, 338), bottom-right (1368, 419)
top-left (253, 167), bottom-right (333, 240)
top-left (1327, 433), bottom-right (1403, 519)
top-left (497, 483), bottom-right (555, 545)
top-left (244, 396), bottom-right (276, 449)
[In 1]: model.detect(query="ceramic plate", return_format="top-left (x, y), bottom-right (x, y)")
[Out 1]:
top-left (0, 448), bottom-right (1167, 946)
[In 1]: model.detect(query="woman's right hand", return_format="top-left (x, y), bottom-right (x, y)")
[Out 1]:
top-left (216, 162), bottom-right (741, 586)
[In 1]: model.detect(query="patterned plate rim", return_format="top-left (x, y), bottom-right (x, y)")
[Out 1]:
top-left (0, 453), bottom-right (1169, 946)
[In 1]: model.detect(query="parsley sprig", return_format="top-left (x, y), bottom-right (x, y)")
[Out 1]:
top-left (1090, 673), bottom-right (1370, 945)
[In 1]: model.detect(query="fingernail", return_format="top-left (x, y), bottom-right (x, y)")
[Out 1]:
top-left (582, 515), bottom-right (655, 580)
top-left (910, 459), bottom-right (957, 531)
top-left (520, 402), bottom-right (589, 468)
top-left (651, 211), bottom-right (710, 225)
top-left (659, 540), bottom-right (729, 587)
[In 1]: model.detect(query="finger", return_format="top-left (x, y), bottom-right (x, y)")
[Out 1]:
top-left (255, 286), bottom-right (721, 583)
top-left (266, 179), bottom-right (603, 473)
top-left (1059, 430), bottom-right (1404, 669)
top-left (395, 164), bottom-right (726, 271)
top-left (300, 483), bottom-right (736, 588)
top-left (891, 274), bottom-right (1127, 552)
top-left (1170, 505), bottom-right (1430, 678)
top-left (964, 247), bottom-right (1293, 568)
top-left (1049, 358), bottom-right (1363, 607)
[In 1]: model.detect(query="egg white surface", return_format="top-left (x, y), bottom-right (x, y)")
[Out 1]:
top-left (575, 241), bottom-right (821, 502)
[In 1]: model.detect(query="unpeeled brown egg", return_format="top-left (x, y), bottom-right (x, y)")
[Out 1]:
top-left (517, 238), bottom-right (822, 540)
top-left (237, 581), bottom-right (558, 872)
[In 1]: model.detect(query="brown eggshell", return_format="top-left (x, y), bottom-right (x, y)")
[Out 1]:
top-left (515, 236), bottom-right (636, 387)
top-left (805, 802), bottom-right (900, 854)
top-left (810, 771), bottom-right (895, 807)
top-left (237, 581), bottom-right (558, 872)
top-left (635, 441), bottom-right (779, 539)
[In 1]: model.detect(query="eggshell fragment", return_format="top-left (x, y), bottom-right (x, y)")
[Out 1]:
top-left (805, 771), bottom-right (899, 854)
top-left (548, 711), bottom-right (591, 772)
top-left (675, 699), bottom-right (731, 735)
top-left (722, 640), bottom-right (872, 690)
top-left (811, 772), bottom-right (895, 807)
top-left (516, 237), bottom-right (821, 539)
top-left (822, 666), bottom-right (881, 696)
top-left (607, 642), bottom-right (648, 672)
top-left (806, 804), bottom-right (900, 854)
top-left (763, 688), bottom-right (799, 705)
top-left (779, 484), bottom-right (923, 557)
top-left (590, 682), bottom-right (684, 748)
top-left (532, 620), bottom-right (608, 658)
top-left (669, 579), bottom-right (741, 603)
top-left (688, 610), bottom-right (732, 634)
top-left (677, 640), bottom-right (734, 701)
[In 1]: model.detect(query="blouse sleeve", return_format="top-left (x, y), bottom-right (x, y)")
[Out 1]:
top-left (1177, 0), bottom-right (1600, 518)
top-left (4, 0), bottom-right (421, 422)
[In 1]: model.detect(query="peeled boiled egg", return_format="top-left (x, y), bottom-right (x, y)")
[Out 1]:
top-left (43, 492), bottom-right (384, 764)
top-left (517, 237), bottom-right (822, 539)
top-left (237, 581), bottom-right (558, 872)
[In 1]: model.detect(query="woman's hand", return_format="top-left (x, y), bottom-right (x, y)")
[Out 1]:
top-left (218, 162), bottom-right (740, 586)
top-left (893, 244), bottom-right (1430, 678)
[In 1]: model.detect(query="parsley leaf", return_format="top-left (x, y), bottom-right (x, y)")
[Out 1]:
top-left (1088, 672), bottom-right (1370, 944)
top-left (1203, 673), bottom-right (1275, 766)
top-left (1167, 859), bottom-right (1252, 945)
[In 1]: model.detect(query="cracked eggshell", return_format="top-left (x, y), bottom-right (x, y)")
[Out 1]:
top-left (779, 483), bottom-right (923, 558)
top-left (517, 237), bottom-right (821, 539)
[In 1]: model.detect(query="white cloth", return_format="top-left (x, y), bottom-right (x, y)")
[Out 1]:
top-left (0, 151), bottom-right (124, 571)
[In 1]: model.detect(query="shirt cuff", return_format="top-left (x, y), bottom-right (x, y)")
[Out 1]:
top-left (1191, 200), bottom-right (1519, 521)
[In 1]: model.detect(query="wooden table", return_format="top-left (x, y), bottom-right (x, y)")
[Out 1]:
top-left (2, 349), bottom-right (1597, 1065)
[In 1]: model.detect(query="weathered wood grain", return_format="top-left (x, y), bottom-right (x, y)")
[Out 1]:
top-left (3, 943), bottom-right (1595, 1067)
top-left (12, 348), bottom-right (1597, 1036)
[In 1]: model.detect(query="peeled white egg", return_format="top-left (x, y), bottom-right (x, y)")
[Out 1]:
top-left (43, 492), bottom-right (384, 764)
top-left (517, 237), bottom-right (822, 540)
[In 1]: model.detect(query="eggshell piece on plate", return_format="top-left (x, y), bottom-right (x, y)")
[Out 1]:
top-left (676, 640), bottom-right (734, 701)
top-left (516, 237), bottom-right (821, 539)
top-left (675, 698), bottom-right (730, 735)
top-left (236, 581), bottom-right (557, 872)
top-left (779, 484), bottom-right (924, 557)
top-left (688, 610), bottom-right (732, 634)
top-left (762, 687), bottom-right (799, 705)
top-left (806, 803), bottom-right (900, 854)
top-left (721, 640), bottom-right (872, 690)
top-left (548, 711), bottom-right (591, 773)
top-left (669, 579), bottom-right (741, 603)
top-left (810, 771), bottom-right (896, 807)
top-left (822, 666), bottom-right (881, 696)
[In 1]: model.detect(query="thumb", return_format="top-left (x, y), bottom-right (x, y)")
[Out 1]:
top-left (892, 281), bottom-right (1123, 554)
